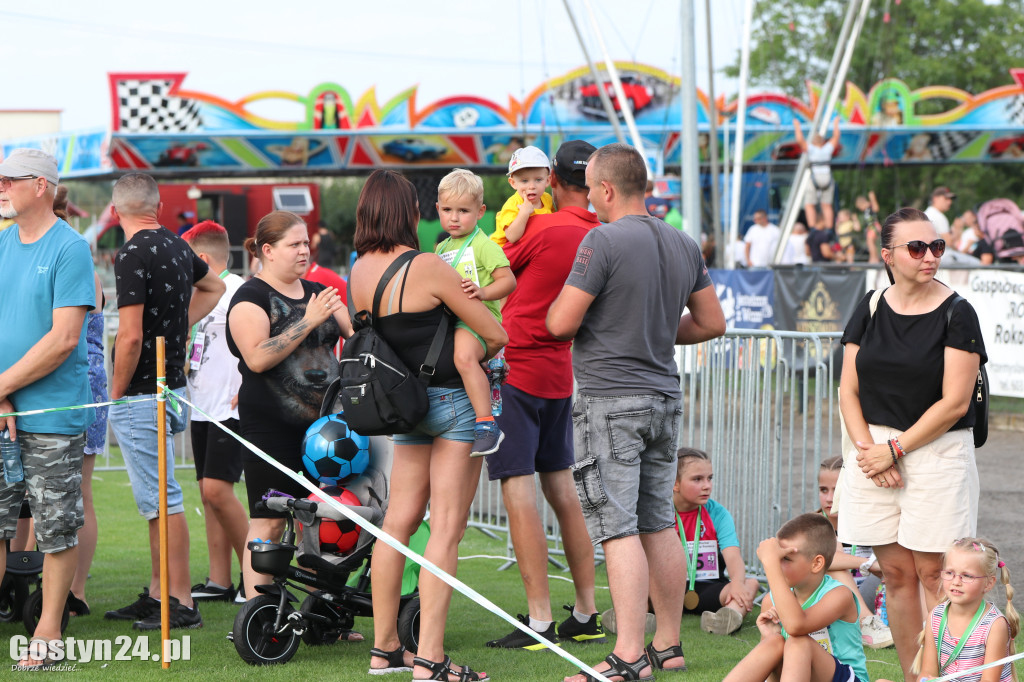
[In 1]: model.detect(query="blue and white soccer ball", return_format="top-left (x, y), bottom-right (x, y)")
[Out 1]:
top-left (302, 414), bottom-right (370, 485)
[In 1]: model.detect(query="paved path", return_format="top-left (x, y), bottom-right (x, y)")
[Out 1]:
top-left (975, 426), bottom-right (1021, 606)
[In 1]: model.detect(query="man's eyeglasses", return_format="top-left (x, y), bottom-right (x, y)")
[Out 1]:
top-left (0, 175), bottom-right (37, 190)
top-left (892, 239), bottom-right (946, 259)
top-left (940, 569), bottom-right (983, 584)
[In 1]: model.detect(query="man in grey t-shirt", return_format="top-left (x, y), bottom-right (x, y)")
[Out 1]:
top-left (548, 143), bottom-right (725, 681)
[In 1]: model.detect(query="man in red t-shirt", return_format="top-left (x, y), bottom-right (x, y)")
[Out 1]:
top-left (484, 141), bottom-right (606, 649)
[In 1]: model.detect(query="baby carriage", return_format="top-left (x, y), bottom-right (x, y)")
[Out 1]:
top-left (977, 198), bottom-right (1024, 261)
top-left (232, 451), bottom-right (422, 666)
top-left (0, 548), bottom-right (71, 636)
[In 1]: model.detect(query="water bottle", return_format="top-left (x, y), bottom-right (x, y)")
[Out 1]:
top-left (1, 427), bottom-right (24, 484)
top-left (487, 357), bottom-right (505, 416)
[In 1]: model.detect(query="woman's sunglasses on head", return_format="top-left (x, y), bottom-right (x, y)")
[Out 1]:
top-left (892, 239), bottom-right (946, 259)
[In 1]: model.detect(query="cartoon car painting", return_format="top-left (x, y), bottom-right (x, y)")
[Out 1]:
top-left (579, 76), bottom-right (654, 119)
top-left (382, 138), bottom-right (447, 161)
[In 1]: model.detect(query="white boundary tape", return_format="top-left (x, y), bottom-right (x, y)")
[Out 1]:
top-left (166, 388), bottom-right (613, 682)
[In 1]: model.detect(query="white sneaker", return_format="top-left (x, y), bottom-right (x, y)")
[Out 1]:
top-left (861, 615), bottom-right (894, 649)
top-left (600, 608), bottom-right (656, 635)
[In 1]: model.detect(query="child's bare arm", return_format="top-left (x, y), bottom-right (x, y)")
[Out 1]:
top-left (755, 593), bottom-right (781, 639)
top-left (478, 267), bottom-right (516, 301)
top-left (504, 203), bottom-right (534, 244)
top-left (757, 538), bottom-right (856, 635)
top-left (979, 616), bottom-right (1011, 682)
top-left (868, 190), bottom-right (880, 213)
top-left (722, 546), bottom-right (755, 612)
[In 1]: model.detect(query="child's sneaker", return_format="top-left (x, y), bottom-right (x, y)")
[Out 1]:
top-left (860, 614), bottom-right (894, 649)
top-left (600, 608), bottom-right (656, 635)
top-left (556, 605), bottom-right (606, 643)
top-left (700, 606), bottom-right (744, 635)
top-left (470, 421), bottom-right (504, 458)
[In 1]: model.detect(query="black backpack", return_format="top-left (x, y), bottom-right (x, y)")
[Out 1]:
top-left (321, 251), bottom-right (450, 436)
top-left (868, 289), bottom-right (988, 448)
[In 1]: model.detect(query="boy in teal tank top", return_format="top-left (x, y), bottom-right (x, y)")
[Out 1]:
top-left (724, 513), bottom-right (869, 682)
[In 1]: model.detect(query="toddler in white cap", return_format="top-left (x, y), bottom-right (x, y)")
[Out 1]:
top-left (492, 145), bottom-right (553, 246)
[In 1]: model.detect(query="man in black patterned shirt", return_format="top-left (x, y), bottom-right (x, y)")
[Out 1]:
top-left (105, 172), bottom-right (223, 630)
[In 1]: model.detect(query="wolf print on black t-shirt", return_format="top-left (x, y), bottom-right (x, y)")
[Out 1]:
top-left (264, 292), bottom-right (340, 425)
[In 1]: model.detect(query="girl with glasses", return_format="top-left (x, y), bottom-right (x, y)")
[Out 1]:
top-left (837, 207), bottom-right (988, 680)
top-left (879, 537), bottom-right (1018, 682)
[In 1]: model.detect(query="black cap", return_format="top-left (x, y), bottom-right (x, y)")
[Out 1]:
top-left (553, 140), bottom-right (596, 189)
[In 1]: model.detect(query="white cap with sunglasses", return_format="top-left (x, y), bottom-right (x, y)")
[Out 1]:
top-left (0, 148), bottom-right (59, 186)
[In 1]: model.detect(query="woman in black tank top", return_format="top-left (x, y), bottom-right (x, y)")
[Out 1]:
top-left (353, 171), bottom-right (505, 680)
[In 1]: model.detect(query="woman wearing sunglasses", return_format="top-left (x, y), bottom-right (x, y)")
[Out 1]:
top-left (836, 207), bottom-right (988, 681)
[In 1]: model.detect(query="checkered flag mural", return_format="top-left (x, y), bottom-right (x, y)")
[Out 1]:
top-left (927, 131), bottom-right (977, 161)
top-left (1005, 95), bottom-right (1024, 126)
top-left (116, 79), bottom-right (203, 132)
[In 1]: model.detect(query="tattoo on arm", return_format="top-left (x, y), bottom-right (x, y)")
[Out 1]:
top-left (257, 320), bottom-right (311, 354)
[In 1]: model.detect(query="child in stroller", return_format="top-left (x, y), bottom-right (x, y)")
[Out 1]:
top-left (232, 463), bottom-right (422, 666)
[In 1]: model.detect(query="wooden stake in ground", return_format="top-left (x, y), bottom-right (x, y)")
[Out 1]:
top-left (156, 336), bottom-right (170, 668)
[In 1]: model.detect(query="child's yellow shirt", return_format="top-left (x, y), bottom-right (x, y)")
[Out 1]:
top-left (492, 191), bottom-right (554, 246)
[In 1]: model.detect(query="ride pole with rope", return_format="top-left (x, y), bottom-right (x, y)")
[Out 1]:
top-left (156, 337), bottom-right (170, 668)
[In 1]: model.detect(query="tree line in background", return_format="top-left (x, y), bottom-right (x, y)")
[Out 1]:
top-left (728, 0), bottom-right (1024, 215)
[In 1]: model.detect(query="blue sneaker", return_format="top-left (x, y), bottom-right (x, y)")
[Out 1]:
top-left (470, 421), bottom-right (504, 458)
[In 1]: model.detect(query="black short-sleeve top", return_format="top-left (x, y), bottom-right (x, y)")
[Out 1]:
top-left (841, 288), bottom-right (987, 432)
top-left (226, 278), bottom-right (341, 429)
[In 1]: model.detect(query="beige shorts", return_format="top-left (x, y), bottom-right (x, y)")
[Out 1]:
top-left (837, 424), bottom-right (978, 553)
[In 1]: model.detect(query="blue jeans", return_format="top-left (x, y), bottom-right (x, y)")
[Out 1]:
top-left (571, 393), bottom-right (682, 545)
top-left (391, 387), bottom-right (475, 446)
top-left (109, 395), bottom-right (188, 519)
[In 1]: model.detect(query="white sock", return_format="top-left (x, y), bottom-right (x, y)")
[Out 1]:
top-left (573, 608), bottom-right (590, 623)
top-left (529, 617), bottom-right (553, 632)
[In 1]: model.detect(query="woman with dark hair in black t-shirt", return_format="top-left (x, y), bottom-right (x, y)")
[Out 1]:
top-left (226, 210), bottom-right (353, 604)
top-left (353, 171), bottom-right (505, 681)
top-left (837, 207), bottom-right (987, 681)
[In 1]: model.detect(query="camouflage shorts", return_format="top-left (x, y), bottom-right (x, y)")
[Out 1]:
top-left (0, 432), bottom-right (84, 553)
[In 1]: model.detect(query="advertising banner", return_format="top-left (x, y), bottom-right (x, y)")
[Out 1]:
top-left (774, 269), bottom-right (867, 367)
top-left (957, 269), bottom-right (1024, 398)
top-left (709, 269), bottom-right (775, 329)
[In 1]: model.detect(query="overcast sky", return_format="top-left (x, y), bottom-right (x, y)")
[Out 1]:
top-left (1, 0), bottom-right (744, 132)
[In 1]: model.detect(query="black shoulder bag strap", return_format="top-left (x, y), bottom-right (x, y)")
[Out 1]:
top-left (347, 250), bottom-right (450, 385)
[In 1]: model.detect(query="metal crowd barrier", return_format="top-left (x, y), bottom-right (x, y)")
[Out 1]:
top-left (467, 329), bottom-right (845, 575)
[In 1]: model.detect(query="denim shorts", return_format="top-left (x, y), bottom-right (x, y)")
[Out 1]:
top-left (0, 432), bottom-right (84, 553)
top-left (571, 393), bottom-right (682, 545)
top-left (392, 387), bottom-right (475, 446)
top-left (109, 394), bottom-right (188, 519)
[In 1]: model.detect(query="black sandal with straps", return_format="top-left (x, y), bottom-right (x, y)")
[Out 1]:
top-left (644, 642), bottom-right (687, 673)
top-left (368, 645), bottom-right (412, 675)
top-left (578, 652), bottom-right (655, 682)
top-left (413, 655), bottom-right (490, 682)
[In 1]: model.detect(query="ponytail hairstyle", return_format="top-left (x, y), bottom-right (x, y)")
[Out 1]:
top-left (675, 447), bottom-right (710, 482)
top-left (880, 207), bottom-right (930, 285)
top-left (912, 537), bottom-right (1019, 678)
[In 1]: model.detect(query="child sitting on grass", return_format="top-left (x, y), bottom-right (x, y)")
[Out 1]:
top-left (723, 513), bottom-right (869, 682)
top-left (818, 456), bottom-right (893, 649)
top-left (879, 536), bottom-right (1018, 682)
top-left (434, 169), bottom-right (516, 456)
top-left (491, 146), bottom-right (553, 247)
top-left (673, 447), bottom-right (760, 636)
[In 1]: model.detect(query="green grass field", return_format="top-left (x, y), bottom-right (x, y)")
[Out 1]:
top-left (6, 466), bottom-right (1016, 681)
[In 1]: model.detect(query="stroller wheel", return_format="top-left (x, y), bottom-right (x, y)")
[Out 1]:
top-left (397, 596), bottom-right (420, 654)
top-left (300, 593), bottom-right (352, 646)
top-left (23, 588), bottom-right (70, 636)
top-left (233, 595), bottom-right (300, 665)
